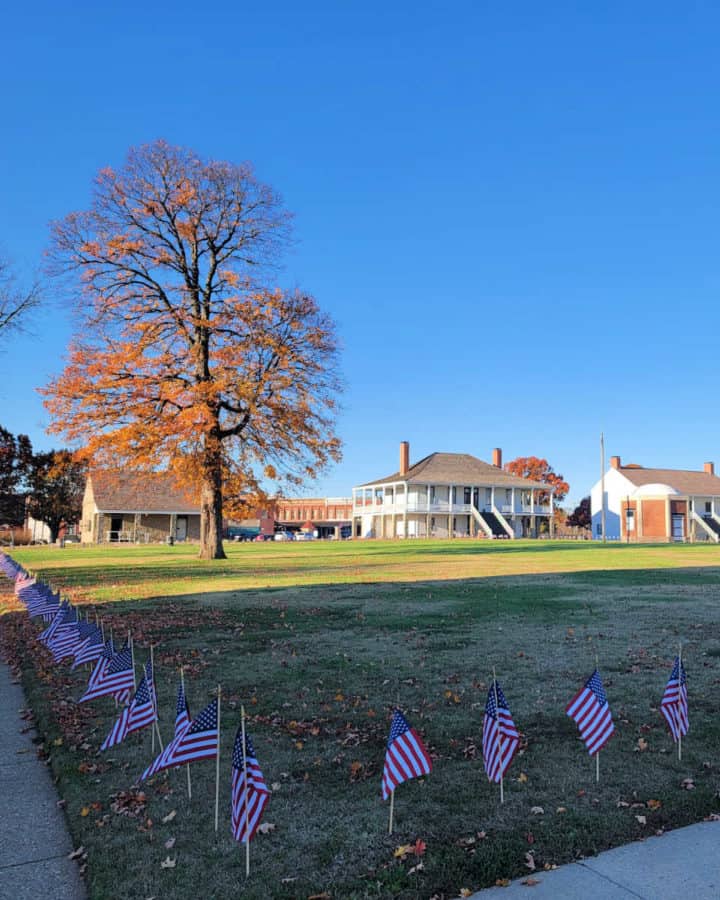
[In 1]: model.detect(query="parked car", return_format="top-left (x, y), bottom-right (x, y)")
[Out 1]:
top-left (274, 531), bottom-right (295, 541)
top-left (253, 533), bottom-right (273, 542)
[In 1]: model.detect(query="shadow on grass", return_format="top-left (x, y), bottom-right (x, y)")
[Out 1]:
top-left (4, 563), bottom-right (720, 899)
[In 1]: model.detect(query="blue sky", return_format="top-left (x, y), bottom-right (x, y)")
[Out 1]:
top-left (1, 1), bottom-right (719, 506)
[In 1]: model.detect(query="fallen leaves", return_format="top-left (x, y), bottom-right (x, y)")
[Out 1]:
top-left (647, 799), bottom-right (662, 810)
top-left (393, 839), bottom-right (426, 860)
top-left (257, 822), bottom-right (276, 834)
top-left (160, 857), bottom-right (176, 869)
top-left (522, 877), bottom-right (541, 887)
top-left (530, 806), bottom-right (544, 815)
top-left (681, 778), bottom-right (696, 790)
top-left (161, 810), bottom-right (176, 824)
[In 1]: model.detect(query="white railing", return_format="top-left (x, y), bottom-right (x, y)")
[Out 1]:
top-left (353, 500), bottom-right (553, 516)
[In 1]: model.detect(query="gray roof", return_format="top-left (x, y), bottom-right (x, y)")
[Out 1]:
top-left (358, 452), bottom-right (547, 489)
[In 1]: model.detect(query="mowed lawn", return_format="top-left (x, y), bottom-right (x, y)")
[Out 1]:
top-left (2, 540), bottom-right (720, 899)
top-left (4, 537), bottom-right (720, 606)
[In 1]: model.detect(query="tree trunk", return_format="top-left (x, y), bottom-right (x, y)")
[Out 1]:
top-left (199, 442), bottom-right (226, 560)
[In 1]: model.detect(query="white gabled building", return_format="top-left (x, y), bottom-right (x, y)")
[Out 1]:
top-left (351, 442), bottom-right (554, 539)
top-left (591, 455), bottom-right (720, 542)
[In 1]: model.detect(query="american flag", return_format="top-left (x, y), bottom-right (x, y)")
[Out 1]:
top-left (483, 680), bottom-right (520, 783)
top-left (100, 673), bottom-right (157, 751)
top-left (141, 682), bottom-right (191, 780)
top-left (660, 656), bottom-right (688, 742)
top-left (144, 660), bottom-right (158, 719)
top-left (161, 697), bottom-right (219, 767)
top-left (566, 669), bottom-right (615, 755)
top-left (78, 642), bottom-right (134, 703)
top-left (39, 602), bottom-right (69, 645)
top-left (48, 612), bottom-right (84, 662)
top-left (231, 728), bottom-right (270, 843)
top-left (72, 626), bottom-right (104, 668)
top-left (381, 709), bottom-right (432, 800)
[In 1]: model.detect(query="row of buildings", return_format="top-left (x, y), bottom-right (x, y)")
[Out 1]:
top-left (74, 441), bottom-right (720, 545)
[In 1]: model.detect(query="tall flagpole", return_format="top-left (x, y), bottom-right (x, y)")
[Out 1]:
top-left (241, 704), bottom-right (250, 877)
top-left (180, 667), bottom-right (191, 799)
top-left (600, 432), bottom-right (606, 544)
top-left (493, 668), bottom-right (504, 804)
top-left (214, 685), bottom-right (221, 833)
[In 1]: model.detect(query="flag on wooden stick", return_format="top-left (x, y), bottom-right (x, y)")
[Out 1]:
top-left (381, 709), bottom-right (432, 801)
top-left (660, 656), bottom-right (688, 742)
top-left (566, 669), bottom-right (615, 755)
top-left (141, 681), bottom-right (191, 780)
top-left (231, 728), bottom-right (270, 843)
top-left (100, 671), bottom-right (158, 751)
top-left (482, 679), bottom-right (520, 783)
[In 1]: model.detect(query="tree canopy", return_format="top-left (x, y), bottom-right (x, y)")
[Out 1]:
top-left (566, 496), bottom-right (591, 529)
top-left (504, 455), bottom-right (569, 504)
top-left (43, 140), bottom-right (342, 559)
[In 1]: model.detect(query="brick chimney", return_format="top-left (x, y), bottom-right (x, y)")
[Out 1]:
top-left (492, 448), bottom-right (502, 468)
top-left (399, 441), bottom-right (410, 476)
top-left (704, 461), bottom-right (715, 475)
top-left (610, 455), bottom-right (621, 469)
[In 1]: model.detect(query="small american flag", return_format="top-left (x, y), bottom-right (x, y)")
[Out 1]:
top-left (483, 680), bottom-right (520, 783)
top-left (140, 683), bottom-right (193, 781)
top-left (231, 728), bottom-right (270, 843)
top-left (660, 656), bottom-right (688, 742)
top-left (100, 673), bottom-right (157, 751)
top-left (39, 602), bottom-right (69, 645)
top-left (381, 709), bottom-right (432, 800)
top-left (566, 669), bottom-right (615, 755)
top-left (72, 626), bottom-right (104, 668)
top-left (161, 697), bottom-right (219, 767)
top-left (78, 642), bottom-right (134, 703)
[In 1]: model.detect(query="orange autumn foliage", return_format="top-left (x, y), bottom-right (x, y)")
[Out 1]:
top-left (504, 456), bottom-right (569, 504)
top-left (42, 140), bottom-right (342, 559)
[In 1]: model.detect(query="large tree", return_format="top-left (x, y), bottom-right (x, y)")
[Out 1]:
top-left (504, 455), bottom-right (569, 504)
top-left (26, 450), bottom-right (86, 543)
top-left (0, 256), bottom-right (41, 338)
top-left (0, 426), bottom-right (33, 523)
top-left (43, 141), bottom-right (342, 559)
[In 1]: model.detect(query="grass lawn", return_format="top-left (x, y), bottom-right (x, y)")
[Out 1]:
top-left (2, 540), bottom-right (720, 898)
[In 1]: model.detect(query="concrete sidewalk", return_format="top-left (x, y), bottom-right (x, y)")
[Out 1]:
top-left (471, 818), bottom-right (720, 899)
top-left (0, 659), bottom-right (85, 900)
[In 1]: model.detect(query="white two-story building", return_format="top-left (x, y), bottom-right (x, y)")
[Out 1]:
top-left (351, 443), bottom-right (554, 539)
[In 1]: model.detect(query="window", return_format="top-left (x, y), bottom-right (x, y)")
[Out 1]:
top-left (706, 502), bottom-right (712, 514)
top-left (485, 488), bottom-right (492, 503)
top-left (506, 489), bottom-right (512, 503)
top-left (463, 487), bottom-right (471, 504)
top-left (452, 486), bottom-right (457, 503)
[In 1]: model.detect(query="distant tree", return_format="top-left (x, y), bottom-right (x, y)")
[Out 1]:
top-left (566, 496), bottom-right (591, 529)
top-left (505, 456), bottom-right (569, 504)
top-left (0, 256), bottom-right (41, 339)
top-left (26, 450), bottom-right (86, 542)
top-left (0, 426), bottom-right (33, 523)
top-left (43, 140), bottom-right (342, 560)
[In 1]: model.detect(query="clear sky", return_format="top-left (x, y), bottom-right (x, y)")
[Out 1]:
top-left (1, 1), bottom-right (719, 507)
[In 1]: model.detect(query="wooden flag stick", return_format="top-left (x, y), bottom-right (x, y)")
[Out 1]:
top-left (678, 643), bottom-right (683, 762)
top-left (150, 644), bottom-right (156, 753)
top-left (241, 704), bottom-right (250, 877)
top-left (129, 630), bottom-right (136, 690)
top-left (180, 667), bottom-right (191, 799)
top-left (493, 668), bottom-right (504, 804)
top-left (214, 685), bottom-right (222, 833)
top-left (388, 790), bottom-right (395, 834)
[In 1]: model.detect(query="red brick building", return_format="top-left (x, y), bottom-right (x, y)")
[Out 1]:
top-left (273, 497), bottom-right (352, 539)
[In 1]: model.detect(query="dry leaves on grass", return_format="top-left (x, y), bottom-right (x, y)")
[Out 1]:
top-left (522, 877), bottom-right (541, 887)
top-left (393, 839), bottom-right (426, 860)
top-left (161, 810), bottom-right (176, 823)
top-left (160, 857), bottom-right (176, 869)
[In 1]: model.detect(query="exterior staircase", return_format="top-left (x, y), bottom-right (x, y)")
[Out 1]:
top-left (472, 508), bottom-right (511, 538)
top-left (691, 510), bottom-right (720, 542)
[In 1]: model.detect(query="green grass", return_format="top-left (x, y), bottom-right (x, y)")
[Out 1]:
top-left (3, 538), bottom-right (720, 609)
top-left (2, 541), bottom-right (720, 898)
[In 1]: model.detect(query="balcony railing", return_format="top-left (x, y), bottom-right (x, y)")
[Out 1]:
top-left (353, 501), bottom-right (553, 516)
